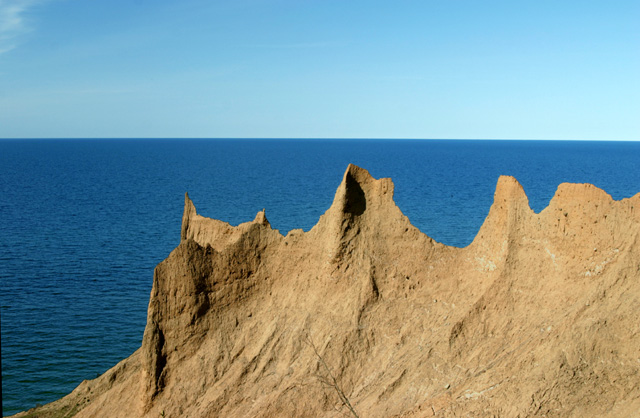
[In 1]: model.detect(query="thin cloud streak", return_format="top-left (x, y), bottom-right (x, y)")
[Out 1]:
top-left (0, 0), bottom-right (42, 54)
top-left (242, 41), bottom-right (344, 49)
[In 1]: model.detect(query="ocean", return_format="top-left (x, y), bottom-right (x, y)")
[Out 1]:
top-left (1, 139), bottom-right (639, 415)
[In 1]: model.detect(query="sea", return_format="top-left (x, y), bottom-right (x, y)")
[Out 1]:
top-left (1, 139), bottom-right (639, 415)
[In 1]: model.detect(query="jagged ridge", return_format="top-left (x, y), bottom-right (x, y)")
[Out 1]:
top-left (15, 165), bottom-right (640, 418)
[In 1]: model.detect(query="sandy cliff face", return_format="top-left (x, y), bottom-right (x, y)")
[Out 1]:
top-left (17, 165), bottom-right (640, 417)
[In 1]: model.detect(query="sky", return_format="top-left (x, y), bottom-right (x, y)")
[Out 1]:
top-left (0, 0), bottom-right (638, 140)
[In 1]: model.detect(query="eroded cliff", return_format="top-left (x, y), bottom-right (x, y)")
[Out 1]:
top-left (16, 165), bottom-right (640, 417)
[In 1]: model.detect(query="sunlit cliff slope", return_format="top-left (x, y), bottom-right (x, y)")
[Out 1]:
top-left (16, 165), bottom-right (640, 417)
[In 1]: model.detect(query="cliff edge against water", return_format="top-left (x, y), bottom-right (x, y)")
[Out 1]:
top-left (15, 165), bottom-right (640, 417)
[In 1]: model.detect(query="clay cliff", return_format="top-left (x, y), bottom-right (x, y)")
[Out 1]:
top-left (16, 164), bottom-right (640, 417)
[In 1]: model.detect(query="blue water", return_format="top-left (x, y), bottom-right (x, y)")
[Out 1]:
top-left (1, 139), bottom-right (639, 415)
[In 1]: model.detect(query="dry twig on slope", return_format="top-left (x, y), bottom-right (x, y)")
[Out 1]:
top-left (303, 332), bottom-right (360, 418)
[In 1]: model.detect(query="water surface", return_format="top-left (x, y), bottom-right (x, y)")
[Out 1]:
top-left (2, 139), bottom-right (639, 414)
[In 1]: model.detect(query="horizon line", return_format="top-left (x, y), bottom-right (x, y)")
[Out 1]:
top-left (1, 137), bottom-right (639, 142)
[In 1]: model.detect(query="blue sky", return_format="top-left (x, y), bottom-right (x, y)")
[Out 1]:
top-left (0, 0), bottom-right (638, 140)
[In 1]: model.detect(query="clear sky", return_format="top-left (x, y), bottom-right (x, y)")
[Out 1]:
top-left (0, 0), bottom-right (638, 140)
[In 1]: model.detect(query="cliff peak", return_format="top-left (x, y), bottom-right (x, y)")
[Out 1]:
top-left (252, 208), bottom-right (270, 226)
top-left (311, 164), bottom-right (422, 264)
top-left (180, 192), bottom-right (197, 241)
top-left (329, 164), bottom-right (395, 216)
top-left (493, 175), bottom-right (530, 206)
